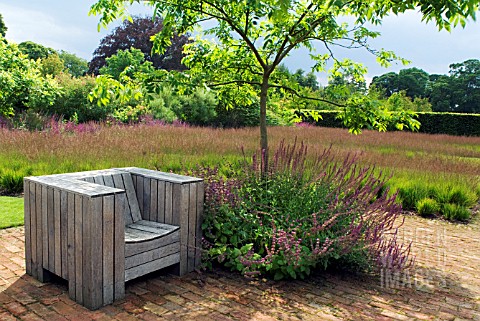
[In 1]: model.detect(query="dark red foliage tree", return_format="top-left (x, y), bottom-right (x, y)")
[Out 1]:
top-left (88, 16), bottom-right (189, 75)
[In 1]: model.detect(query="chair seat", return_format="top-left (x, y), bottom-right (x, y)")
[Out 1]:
top-left (125, 220), bottom-right (179, 243)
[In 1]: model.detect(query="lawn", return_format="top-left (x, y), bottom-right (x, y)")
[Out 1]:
top-left (0, 196), bottom-right (24, 229)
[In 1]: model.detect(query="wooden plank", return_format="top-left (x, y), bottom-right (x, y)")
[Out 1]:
top-left (119, 167), bottom-right (202, 184)
top-left (47, 187), bottom-right (55, 272)
top-left (103, 175), bottom-right (115, 188)
top-left (157, 181), bottom-right (166, 223)
top-left (54, 189), bottom-right (61, 276)
top-left (67, 192), bottom-right (76, 300)
top-left (35, 183), bottom-right (43, 280)
top-left (164, 182), bottom-right (173, 225)
top-left (195, 182), bottom-right (204, 268)
top-left (150, 179), bottom-right (158, 222)
top-left (135, 174), bottom-right (144, 218)
top-left (125, 230), bottom-right (180, 257)
top-left (176, 184), bottom-right (189, 275)
top-left (74, 194), bottom-right (83, 305)
top-left (102, 195), bottom-right (115, 305)
top-left (28, 182), bottom-right (37, 278)
top-left (188, 183), bottom-right (197, 272)
top-left (84, 177), bottom-right (94, 183)
top-left (85, 196), bottom-right (103, 309)
top-left (143, 177), bottom-right (151, 220)
top-left (121, 173), bottom-right (142, 223)
top-left (125, 243), bottom-right (180, 269)
top-left (24, 180), bottom-right (32, 275)
top-left (42, 185), bottom-right (48, 271)
top-left (124, 253), bottom-right (180, 282)
top-left (93, 176), bottom-right (105, 185)
top-left (82, 197), bottom-right (93, 309)
top-left (133, 220), bottom-right (179, 231)
top-left (60, 191), bottom-right (68, 280)
top-left (114, 193), bottom-right (126, 301)
top-left (112, 174), bottom-right (132, 225)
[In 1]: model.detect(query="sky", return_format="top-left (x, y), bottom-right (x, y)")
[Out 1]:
top-left (1, 1), bottom-right (479, 85)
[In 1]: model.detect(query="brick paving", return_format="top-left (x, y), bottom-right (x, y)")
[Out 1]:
top-left (1, 215), bottom-right (479, 320)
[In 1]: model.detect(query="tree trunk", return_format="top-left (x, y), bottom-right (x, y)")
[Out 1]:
top-left (259, 73), bottom-right (269, 175)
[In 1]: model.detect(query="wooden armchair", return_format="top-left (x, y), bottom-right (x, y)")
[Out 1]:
top-left (24, 168), bottom-right (204, 310)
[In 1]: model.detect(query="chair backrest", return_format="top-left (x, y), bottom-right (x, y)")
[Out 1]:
top-left (80, 172), bottom-right (142, 225)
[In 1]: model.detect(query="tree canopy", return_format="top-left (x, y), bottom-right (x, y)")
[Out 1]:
top-left (0, 13), bottom-right (7, 38)
top-left (58, 50), bottom-right (89, 77)
top-left (0, 39), bottom-right (59, 117)
top-left (90, 0), bottom-right (479, 159)
top-left (371, 68), bottom-right (429, 99)
top-left (88, 16), bottom-right (190, 75)
top-left (18, 41), bottom-right (56, 61)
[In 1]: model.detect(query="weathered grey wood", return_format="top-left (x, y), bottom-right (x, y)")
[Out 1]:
top-left (135, 174), bottom-right (144, 217)
top-left (60, 190), bottom-right (68, 280)
top-left (124, 253), bottom-right (180, 282)
top-left (125, 243), bottom-right (180, 269)
top-left (84, 196), bottom-right (103, 310)
top-left (157, 180), bottom-right (166, 223)
top-left (74, 194), bottom-right (83, 305)
top-left (67, 192), bottom-right (76, 299)
top-left (176, 184), bottom-right (189, 275)
top-left (132, 220), bottom-right (179, 232)
top-left (164, 182), bottom-right (173, 225)
top-left (188, 183), bottom-right (197, 272)
top-left (195, 182), bottom-right (204, 267)
top-left (150, 179), bottom-right (157, 222)
top-left (114, 193), bottom-right (126, 301)
top-left (120, 173), bottom-right (142, 223)
top-left (24, 180), bottom-right (32, 275)
top-left (93, 176), bottom-right (105, 185)
top-left (103, 175), bottom-right (114, 188)
top-left (119, 167), bottom-right (202, 184)
top-left (24, 167), bottom-right (203, 309)
top-left (143, 177), bottom-right (151, 220)
top-left (47, 187), bottom-right (55, 272)
top-left (42, 185), bottom-right (48, 271)
top-left (125, 223), bottom-right (178, 242)
top-left (125, 230), bottom-right (180, 257)
top-left (35, 182), bottom-right (43, 280)
top-left (54, 189), bottom-right (61, 276)
top-left (103, 195), bottom-right (114, 305)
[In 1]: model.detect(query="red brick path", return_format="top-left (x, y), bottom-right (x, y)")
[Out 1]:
top-left (1, 215), bottom-right (479, 320)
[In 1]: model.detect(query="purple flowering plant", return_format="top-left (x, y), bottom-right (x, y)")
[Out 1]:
top-left (197, 139), bottom-right (414, 280)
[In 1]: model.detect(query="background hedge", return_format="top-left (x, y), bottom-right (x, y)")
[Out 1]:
top-left (300, 110), bottom-right (480, 136)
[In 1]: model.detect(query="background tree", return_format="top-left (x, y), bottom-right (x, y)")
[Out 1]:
top-left (0, 41), bottom-right (59, 117)
top-left (99, 47), bottom-right (154, 80)
top-left (371, 68), bottom-right (429, 99)
top-left (448, 59), bottom-right (480, 113)
top-left (58, 50), bottom-right (88, 77)
top-left (91, 0), bottom-right (479, 164)
top-left (88, 16), bottom-right (190, 75)
top-left (0, 13), bottom-right (7, 38)
top-left (40, 54), bottom-right (65, 77)
top-left (18, 41), bottom-right (55, 60)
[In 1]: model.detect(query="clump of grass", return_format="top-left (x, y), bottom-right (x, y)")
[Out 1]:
top-left (416, 198), bottom-right (440, 217)
top-left (397, 181), bottom-right (477, 221)
top-left (442, 203), bottom-right (471, 221)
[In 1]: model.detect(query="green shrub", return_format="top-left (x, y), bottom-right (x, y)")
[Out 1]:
top-left (442, 203), bottom-right (471, 221)
top-left (197, 141), bottom-right (412, 280)
top-left (416, 198), bottom-right (440, 217)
